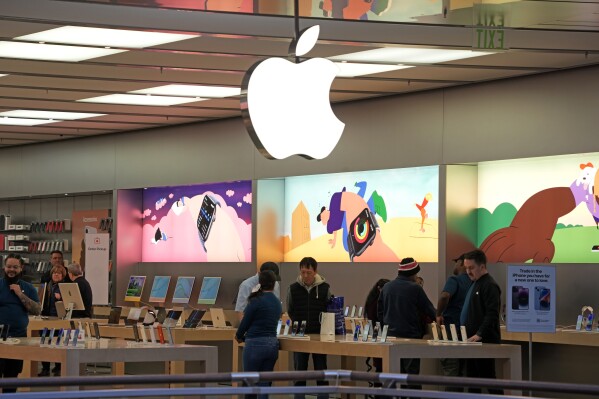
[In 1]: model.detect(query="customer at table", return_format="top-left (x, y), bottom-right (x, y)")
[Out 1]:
top-left (0, 254), bottom-right (41, 392)
top-left (40, 250), bottom-right (70, 284)
top-left (287, 256), bottom-right (332, 399)
top-left (461, 249), bottom-right (503, 394)
top-left (235, 270), bottom-right (282, 399)
top-left (39, 265), bottom-right (67, 377)
top-left (67, 262), bottom-right (93, 318)
top-left (364, 278), bottom-right (389, 372)
top-left (436, 253), bottom-right (471, 390)
top-left (378, 257), bottom-right (435, 393)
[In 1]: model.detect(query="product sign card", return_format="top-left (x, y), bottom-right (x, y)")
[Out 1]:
top-left (507, 265), bottom-right (556, 333)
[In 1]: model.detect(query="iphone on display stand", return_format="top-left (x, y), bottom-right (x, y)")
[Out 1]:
top-left (139, 325), bottom-right (148, 343)
top-left (132, 324), bottom-right (140, 342)
top-left (149, 326), bottom-right (157, 343)
top-left (460, 326), bottom-right (468, 342)
top-left (63, 329), bottom-right (72, 346)
top-left (380, 325), bottom-right (389, 343)
top-left (166, 326), bottom-right (175, 344)
top-left (371, 322), bottom-right (380, 342)
top-left (40, 327), bottom-right (48, 345)
top-left (353, 325), bottom-right (361, 341)
top-left (361, 322), bottom-right (370, 342)
top-left (283, 320), bottom-right (291, 335)
top-left (72, 329), bottom-right (79, 346)
top-left (276, 320), bottom-right (282, 335)
top-left (344, 307), bottom-right (349, 317)
top-left (440, 325), bottom-right (449, 341)
top-left (450, 324), bottom-right (459, 342)
top-left (55, 328), bottom-right (64, 345)
top-left (357, 307), bottom-right (364, 318)
top-left (291, 321), bottom-right (299, 336)
top-left (93, 322), bottom-right (101, 340)
top-left (297, 321), bottom-right (307, 337)
top-left (431, 322), bottom-right (440, 341)
top-left (47, 328), bottom-right (56, 344)
top-left (156, 325), bottom-right (165, 344)
top-left (350, 305), bottom-right (356, 318)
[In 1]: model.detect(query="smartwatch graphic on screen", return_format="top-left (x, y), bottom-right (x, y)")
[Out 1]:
top-left (346, 207), bottom-right (379, 262)
top-left (196, 194), bottom-right (221, 252)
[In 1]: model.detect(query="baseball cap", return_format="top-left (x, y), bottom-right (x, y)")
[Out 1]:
top-left (260, 262), bottom-right (281, 281)
top-left (452, 253), bottom-right (466, 262)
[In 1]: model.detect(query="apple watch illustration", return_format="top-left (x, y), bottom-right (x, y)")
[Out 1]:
top-left (197, 194), bottom-right (221, 252)
top-left (346, 208), bottom-right (378, 261)
top-left (241, 25), bottom-right (345, 160)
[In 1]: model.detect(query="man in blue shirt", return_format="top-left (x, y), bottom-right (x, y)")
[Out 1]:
top-left (235, 262), bottom-right (281, 320)
top-left (436, 253), bottom-right (472, 390)
top-left (0, 254), bottom-right (41, 392)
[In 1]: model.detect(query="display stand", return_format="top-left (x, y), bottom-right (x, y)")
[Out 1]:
top-left (65, 302), bottom-right (75, 320)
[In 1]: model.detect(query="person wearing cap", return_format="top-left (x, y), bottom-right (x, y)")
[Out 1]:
top-left (461, 249), bottom-right (502, 394)
top-left (435, 253), bottom-right (472, 390)
top-left (378, 257), bottom-right (435, 390)
top-left (235, 261), bottom-right (281, 320)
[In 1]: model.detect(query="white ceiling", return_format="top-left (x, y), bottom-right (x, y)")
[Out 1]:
top-left (0, 0), bottom-right (598, 147)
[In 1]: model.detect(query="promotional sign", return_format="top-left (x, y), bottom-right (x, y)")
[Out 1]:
top-left (141, 181), bottom-right (252, 262)
top-left (85, 233), bottom-right (110, 305)
top-left (72, 209), bottom-right (110, 269)
top-left (283, 166), bottom-right (439, 262)
top-left (507, 265), bottom-right (556, 333)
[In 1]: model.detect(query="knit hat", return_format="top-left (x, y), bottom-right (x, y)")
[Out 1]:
top-left (398, 258), bottom-right (420, 277)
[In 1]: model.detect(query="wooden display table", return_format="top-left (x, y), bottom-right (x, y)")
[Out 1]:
top-left (501, 326), bottom-right (599, 346)
top-left (0, 337), bottom-right (217, 390)
top-left (275, 335), bottom-right (522, 379)
top-left (98, 324), bottom-right (236, 343)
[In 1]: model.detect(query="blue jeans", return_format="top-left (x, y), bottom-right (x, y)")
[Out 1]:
top-left (243, 336), bottom-right (279, 399)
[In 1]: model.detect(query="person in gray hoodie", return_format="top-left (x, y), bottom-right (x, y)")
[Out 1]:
top-left (287, 256), bottom-right (332, 399)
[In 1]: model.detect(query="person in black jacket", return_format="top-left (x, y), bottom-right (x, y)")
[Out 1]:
top-left (286, 257), bottom-right (331, 399)
top-left (378, 257), bottom-right (436, 394)
top-left (67, 263), bottom-right (93, 319)
top-left (461, 249), bottom-right (503, 394)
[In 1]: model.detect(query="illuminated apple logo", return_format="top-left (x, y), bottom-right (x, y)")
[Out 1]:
top-left (241, 25), bottom-right (344, 160)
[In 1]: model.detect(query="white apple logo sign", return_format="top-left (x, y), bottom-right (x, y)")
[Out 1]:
top-left (241, 25), bottom-right (345, 160)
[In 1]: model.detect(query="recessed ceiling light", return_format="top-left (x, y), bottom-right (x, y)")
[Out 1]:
top-left (334, 62), bottom-right (413, 77)
top-left (330, 47), bottom-right (492, 64)
top-left (78, 94), bottom-right (202, 106)
top-left (132, 84), bottom-right (241, 98)
top-left (0, 117), bottom-right (58, 126)
top-left (0, 110), bottom-right (105, 120)
top-left (18, 26), bottom-right (198, 49)
top-left (0, 41), bottom-right (125, 62)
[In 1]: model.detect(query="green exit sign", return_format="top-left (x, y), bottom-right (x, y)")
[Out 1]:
top-left (474, 27), bottom-right (507, 50)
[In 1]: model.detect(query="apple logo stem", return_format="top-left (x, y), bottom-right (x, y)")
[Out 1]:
top-left (241, 25), bottom-right (345, 160)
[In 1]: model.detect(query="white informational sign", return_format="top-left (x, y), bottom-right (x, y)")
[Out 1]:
top-left (507, 265), bottom-right (556, 333)
top-left (85, 233), bottom-right (109, 305)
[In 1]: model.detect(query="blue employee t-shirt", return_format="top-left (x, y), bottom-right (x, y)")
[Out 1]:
top-left (442, 273), bottom-right (472, 325)
top-left (0, 278), bottom-right (39, 337)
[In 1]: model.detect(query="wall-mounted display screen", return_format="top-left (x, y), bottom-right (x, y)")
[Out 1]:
top-left (283, 166), bottom-right (439, 262)
top-left (149, 276), bottom-right (171, 303)
top-left (141, 181), bottom-right (252, 262)
top-left (197, 277), bottom-right (222, 305)
top-left (124, 275), bottom-right (146, 302)
top-left (475, 152), bottom-right (599, 263)
top-left (172, 276), bottom-right (195, 304)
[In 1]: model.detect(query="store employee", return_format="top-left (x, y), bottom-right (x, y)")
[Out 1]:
top-left (0, 254), bottom-right (41, 393)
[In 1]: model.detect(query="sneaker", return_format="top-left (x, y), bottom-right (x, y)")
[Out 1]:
top-left (38, 369), bottom-right (50, 377)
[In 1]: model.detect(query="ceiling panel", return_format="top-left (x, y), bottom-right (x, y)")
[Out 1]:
top-left (0, 0), bottom-right (598, 147)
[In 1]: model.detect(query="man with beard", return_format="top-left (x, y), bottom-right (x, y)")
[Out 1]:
top-left (0, 254), bottom-right (41, 392)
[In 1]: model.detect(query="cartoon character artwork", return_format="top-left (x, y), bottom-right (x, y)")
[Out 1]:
top-left (480, 162), bottom-right (599, 263)
top-left (317, 181), bottom-right (397, 262)
top-left (319, 0), bottom-right (392, 20)
top-left (416, 193), bottom-right (432, 233)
